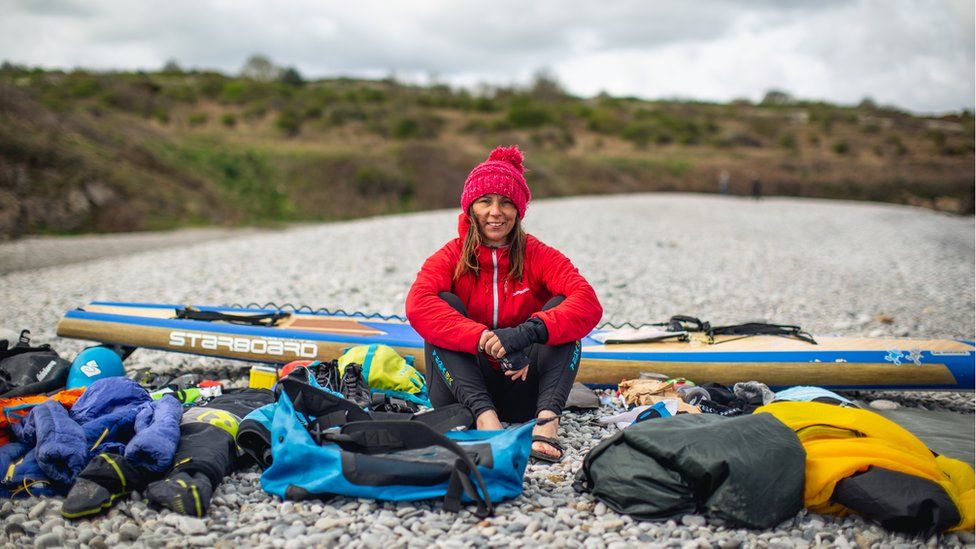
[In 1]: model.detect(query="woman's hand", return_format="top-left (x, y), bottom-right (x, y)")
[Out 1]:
top-left (504, 365), bottom-right (529, 381)
top-left (481, 332), bottom-right (508, 359)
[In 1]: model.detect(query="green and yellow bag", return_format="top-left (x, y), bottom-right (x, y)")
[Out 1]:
top-left (338, 344), bottom-right (430, 407)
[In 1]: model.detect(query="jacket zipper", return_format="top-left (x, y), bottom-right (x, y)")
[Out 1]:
top-left (491, 249), bottom-right (499, 328)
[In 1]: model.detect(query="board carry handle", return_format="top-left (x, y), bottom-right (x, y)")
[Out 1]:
top-left (176, 307), bottom-right (290, 326)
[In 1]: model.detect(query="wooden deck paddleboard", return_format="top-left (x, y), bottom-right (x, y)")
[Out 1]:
top-left (56, 302), bottom-right (975, 391)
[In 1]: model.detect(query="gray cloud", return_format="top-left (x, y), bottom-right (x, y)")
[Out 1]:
top-left (0, 0), bottom-right (970, 113)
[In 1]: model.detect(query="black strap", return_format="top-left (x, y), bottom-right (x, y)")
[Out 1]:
top-left (410, 404), bottom-right (474, 433)
top-left (176, 307), bottom-right (290, 326)
top-left (0, 330), bottom-right (55, 362)
top-left (710, 322), bottom-right (817, 345)
top-left (663, 315), bottom-right (709, 333)
top-left (325, 420), bottom-right (493, 516)
top-left (309, 411), bottom-right (353, 442)
top-left (280, 375), bottom-right (372, 425)
top-left (446, 459), bottom-right (490, 518)
top-left (655, 315), bottom-right (817, 345)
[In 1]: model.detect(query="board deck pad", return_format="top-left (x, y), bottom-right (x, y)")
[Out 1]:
top-left (56, 302), bottom-right (976, 390)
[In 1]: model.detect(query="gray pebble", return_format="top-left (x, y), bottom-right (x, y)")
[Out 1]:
top-left (77, 525), bottom-right (96, 544)
top-left (681, 514), bottom-right (707, 528)
top-left (953, 530), bottom-right (976, 544)
top-left (119, 521), bottom-right (141, 541)
top-left (40, 518), bottom-right (62, 534)
top-left (172, 515), bottom-right (207, 535)
top-left (719, 538), bottom-right (741, 549)
top-left (28, 500), bottom-right (48, 520)
top-left (33, 532), bottom-right (62, 549)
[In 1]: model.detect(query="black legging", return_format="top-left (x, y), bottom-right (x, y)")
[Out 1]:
top-left (425, 293), bottom-right (581, 423)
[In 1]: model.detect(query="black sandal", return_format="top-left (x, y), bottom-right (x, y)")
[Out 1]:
top-left (530, 435), bottom-right (565, 463)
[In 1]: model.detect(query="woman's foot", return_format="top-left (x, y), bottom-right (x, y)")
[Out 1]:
top-left (475, 409), bottom-right (503, 430)
top-left (531, 411), bottom-right (564, 462)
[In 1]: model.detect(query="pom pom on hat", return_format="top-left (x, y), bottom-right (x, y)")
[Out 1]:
top-left (460, 145), bottom-right (531, 218)
top-left (487, 146), bottom-right (524, 174)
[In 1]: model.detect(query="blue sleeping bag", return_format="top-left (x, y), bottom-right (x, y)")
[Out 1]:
top-left (2, 377), bottom-right (183, 496)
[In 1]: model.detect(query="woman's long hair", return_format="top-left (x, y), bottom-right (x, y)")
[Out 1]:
top-left (454, 212), bottom-right (526, 281)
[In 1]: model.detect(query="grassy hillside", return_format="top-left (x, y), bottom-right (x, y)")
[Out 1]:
top-left (0, 65), bottom-right (972, 238)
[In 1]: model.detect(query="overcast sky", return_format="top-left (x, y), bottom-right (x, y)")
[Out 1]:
top-left (1, 0), bottom-right (972, 114)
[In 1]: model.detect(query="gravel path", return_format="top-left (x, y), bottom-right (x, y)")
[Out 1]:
top-left (0, 193), bottom-right (973, 548)
top-left (0, 227), bottom-right (265, 275)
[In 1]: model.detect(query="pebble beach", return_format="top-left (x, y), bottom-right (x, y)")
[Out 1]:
top-left (0, 193), bottom-right (973, 548)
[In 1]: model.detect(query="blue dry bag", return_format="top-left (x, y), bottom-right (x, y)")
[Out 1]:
top-left (260, 375), bottom-right (534, 517)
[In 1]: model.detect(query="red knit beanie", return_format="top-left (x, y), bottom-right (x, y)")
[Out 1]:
top-left (460, 145), bottom-right (531, 218)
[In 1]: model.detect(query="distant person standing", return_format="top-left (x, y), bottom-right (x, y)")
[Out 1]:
top-left (751, 173), bottom-right (762, 200)
top-left (718, 171), bottom-right (730, 195)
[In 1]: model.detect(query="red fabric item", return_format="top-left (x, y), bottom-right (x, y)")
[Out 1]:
top-left (460, 145), bottom-right (531, 218)
top-left (279, 360), bottom-right (313, 379)
top-left (406, 213), bottom-right (602, 355)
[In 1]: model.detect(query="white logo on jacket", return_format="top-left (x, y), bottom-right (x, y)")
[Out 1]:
top-left (512, 288), bottom-right (530, 297)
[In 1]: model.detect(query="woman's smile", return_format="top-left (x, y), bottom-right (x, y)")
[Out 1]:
top-left (473, 194), bottom-right (517, 246)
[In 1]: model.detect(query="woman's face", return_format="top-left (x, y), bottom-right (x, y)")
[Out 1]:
top-left (471, 194), bottom-right (517, 246)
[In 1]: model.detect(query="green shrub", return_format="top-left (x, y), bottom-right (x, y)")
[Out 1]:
top-left (885, 135), bottom-right (907, 156)
top-left (154, 108), bottom-right (171, 124)
top-left (198, 74), bottom-right (226, 99)
top-left (354, 165), bottom-right (412, 197)
top-left (328, 105), bottom-right (367, 126)
top-left (304, 105), bottom-right (323, 119)
top-left (221, 113), bottom-right (237, 128)
top-left (586, 107), bottom-right (625, 134)
top-left (471, 97), bottom-right (496, 112)
top-left (188, 113), bottom-right (208, 127)
top-left (276, 109), bottom-right (302, 136)
top-left (507, 97), bottom-right (553, 128)
top-left (485, 118), bottom-right (511, 132)
top-left (65, 75), bottom-right (100, 98)
top-left (716, 131), bottom-right (762, 148)
top-left (461, 119), bottom-right (492, 134)
top-left (389, 113), bottom-right (443, 139)
top-left (777, 133), bottom-right (797, 150)
top-left (832, 141), bottom-right (849, 155)
top-left (621, 121), bottom-right (662, 147)
top-left (243, 103), bottom-right (268, 121)
top-left (761, 89), bottom-right (794, 106)
top-left (278, 67), bottom-right (304, 87)
top-left (159, 84), bottom-right (197, 103)
top-left (529, 127), bottom-right (574, 150)
top-left (346, 87), bottom-right (387, 103)
top-left (221, 81), bottom-right (248, 103)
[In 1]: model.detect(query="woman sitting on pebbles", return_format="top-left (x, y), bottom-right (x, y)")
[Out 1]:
top-left (406, 145), bottom-right (602, 462)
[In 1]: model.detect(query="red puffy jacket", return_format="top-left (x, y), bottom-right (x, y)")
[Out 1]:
top-left (406, 213), bottom-right (603, 354)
